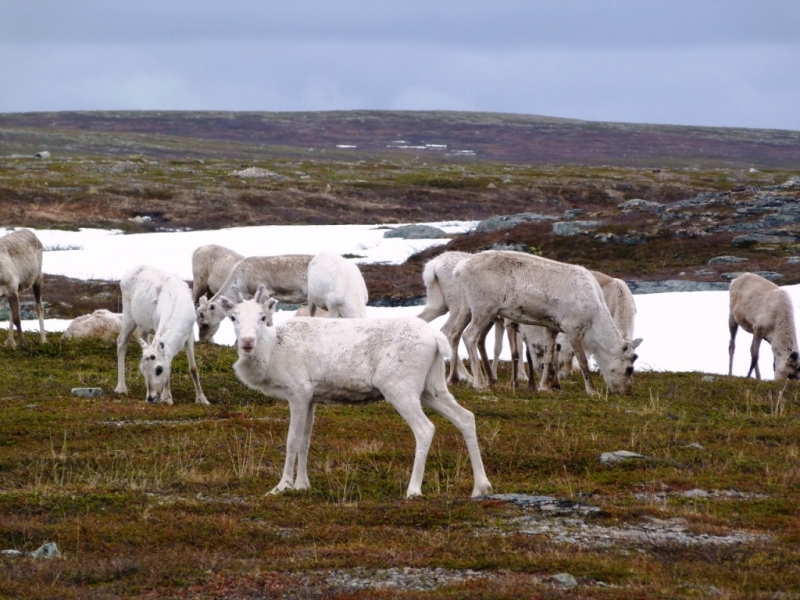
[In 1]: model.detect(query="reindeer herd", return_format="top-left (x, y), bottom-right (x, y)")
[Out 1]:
top-left (2, 227), bottom-right (800, 497)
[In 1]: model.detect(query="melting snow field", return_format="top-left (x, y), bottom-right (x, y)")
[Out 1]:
top-left (5, 222), bottom-right (797, 378)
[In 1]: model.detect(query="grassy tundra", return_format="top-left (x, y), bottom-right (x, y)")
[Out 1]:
top-left (1, 111), bottom-right (800, 597)
top-left (0, 334), bottom-right (798, 598)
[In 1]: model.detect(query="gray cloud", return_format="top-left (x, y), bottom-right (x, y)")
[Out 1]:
top-left (1, 1), bottom-right (799, 129)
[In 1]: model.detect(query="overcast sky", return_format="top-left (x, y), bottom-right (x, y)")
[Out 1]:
top-left (2, 1), bottom-right (799, 130)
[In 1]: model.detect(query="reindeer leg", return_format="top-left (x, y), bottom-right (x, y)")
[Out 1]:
top-left (728, 315), bottom-right (738, 376)
top-left (5, 293), bottom-right (22, 348)
top-left (570, 329), bottom-right (597, 395)
top-left (33, 278), bottom-right (46, 343)
top-left (114, 314), bottom-right (138, 394)
top-left (748, 330), bottom-right (763, 380)
top-left (184, 337), bottom-right (209, 405)
top-left (294, 403), bottom-right (316, 490)
top-left (270, 396), bottom-right (314, 495)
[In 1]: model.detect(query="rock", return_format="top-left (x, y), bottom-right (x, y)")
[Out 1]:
top-left (29, 542), bottom-right (60, 559)
top-left (701, 376), bottom-right (715, 383)
top-left (474, 213), bottom-right (557, 233)
top-left (684, 443), bottom-right (705, 450)
top-left (72, 387), bottom-right (104, 398)
top-left (487, 493), bottom-right (600, 514)
top-left (721, 271), bottom-right (782, 282)
top-left (683, 489), bottom-right (709, 499)
top-left (599, 451), bottom-right (647, 464)
top-left (707, 255), bottom-right (748, 265)
top-left (626, 280), bottom-right (729, 294)
top-left (552, 220), bottom-right (603, 236)
top-left (562, 209), bottom-right (585, 220)
top-left (34, 151), bottom-right (51, 159)
top-left (780, 176), bottom-right (800, 189)
top-left (732, 233), bottom-right (797, 246)
top-left (786, 257), bottom-right (800, 264)
top-left (383, 224), bottom-right (447, 239)
top-left (618, 199), bottom-right (665, 213)
top-left (229, 167), bottom-right (284, 179)
top-left (552, 573), bottom-right (578, 588)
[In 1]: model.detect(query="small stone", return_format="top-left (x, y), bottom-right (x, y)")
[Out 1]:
top-left (600, 451), bottom-right (647, 464)
top-left (30, 542), bottom-right (60, 559)
top-left (701, 375), bottom-right (715, 382)
top-left (72, 387), bottom-right (104, 398)
top-left (707, 255), bottom-right (748, 265)
top-left (684, 443), bottom-right (705, 450)
top-left (552, 573), bottom-right (578, 588)
top-left (683, 488), bottom-right (709, 498)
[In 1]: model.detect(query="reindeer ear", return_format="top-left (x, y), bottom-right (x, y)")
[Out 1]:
top-left (219, 296), bottom-right (236, 315)
top-left (254, 284), bottom-right (268, 303)
top-left (139, 338), bottom-right (149, 351)
top-left (265, 297), bottom-right (278, 312)
top-left (632, 338), bottom-right (643, 350)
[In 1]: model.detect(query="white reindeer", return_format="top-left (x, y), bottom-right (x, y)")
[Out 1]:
top-left (0, 229), bottom-right (46, 349)
top-left (453, 251), bottom-right (642, 395)
top-left (307, 251), bottom-right (368, 318)
top-left (115, 265), bottom-right (209, 405)
top-left (196, 254), bottom-right (313, 342)
top-left (728, 272), bottom-right (800, 380)
top-left (64, 309), bottom-right (140, 344)
top-left (220, 284), bottom-right (492, 499)
top-left (191, 244), bottom-right (245, 304)
top-left (556, 271), bottom-right (637, 379)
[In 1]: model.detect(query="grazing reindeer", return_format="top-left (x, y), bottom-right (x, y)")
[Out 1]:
top-left (453, 251), bottom-right (642, 395)
top-left (220, 284), bottom-right (492, 498)
top-left (191, 244), bottom-right (245, 304)
top-left (196, 254), bottom-right (313, 342)
top-left (115, 265), bottom-right (209, 406)
top-left (728, 272), bottom-right (800, 380)
top-left (307, 251), bottom-right (368, 318)
top-left (0, 229), bottom-right (46, 348)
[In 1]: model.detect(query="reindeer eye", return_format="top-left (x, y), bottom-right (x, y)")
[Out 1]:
top-left (210, 305), bottom-right (215, 311)
top-left (633, 354), bottom-right (639, 362)
top-left (260, 314), bottom-right (266, 322)
top-left (230, 316), bottom-right (236, 322)
top-left (149, 354), bottom-right (156, 361)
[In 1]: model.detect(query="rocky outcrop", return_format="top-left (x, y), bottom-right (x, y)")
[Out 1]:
top-left (383, 224), bottom-right (447, 239)
top-left (475, 213), bottom-right (557, 233)
top-left (627, 280), bottom-right (730, 294)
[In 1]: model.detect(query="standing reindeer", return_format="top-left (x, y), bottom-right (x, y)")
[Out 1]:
top-left (0, 229), bottom-right (46, 349)
top-left (115, 265), bottom-right (209, 406)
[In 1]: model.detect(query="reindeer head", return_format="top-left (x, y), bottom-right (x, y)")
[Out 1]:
top-left (598, 337), bottom-right (643, 395)
top-left (220, 285), bottom-right (278, 356)
top-left (196, 297), bottom-right (224, 343)
top-left (138, 338), bottom-right (172, 404)
top-left (775, 350), bottom-right (800, 380)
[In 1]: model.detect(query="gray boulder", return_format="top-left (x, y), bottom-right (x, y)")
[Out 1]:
top-left (707, 255), bottom-right (748, 265)
top-left (732, 233), bottom-right (798, 246)
top-left (383, 224), bottom-right (447, 239)
top-left (627, 280), bottom-right (729, 294)
top-left (474, 213), bottom-right (557, 234)
top-left (552, 220), bottom-right (603, 236)
top-left (721, 271), bottom-right (782, 282)
top-left (618, 199), bottom-right (665, 213)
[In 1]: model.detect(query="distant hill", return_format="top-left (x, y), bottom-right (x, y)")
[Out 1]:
top-left (1, 110), bottom-right (799, 168)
